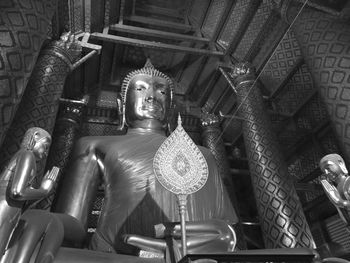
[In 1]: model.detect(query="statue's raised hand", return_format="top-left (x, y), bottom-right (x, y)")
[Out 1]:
top-left (321, 179), bottom-right (346, 208)
top-left (41, 166), bottom-right (59, 192)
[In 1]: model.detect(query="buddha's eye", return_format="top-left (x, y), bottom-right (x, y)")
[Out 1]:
top-left (136, 85), bottom-right (145, 91)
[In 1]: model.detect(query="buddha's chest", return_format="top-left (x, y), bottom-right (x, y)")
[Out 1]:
top-left (101, 136), bottom-right (165, 192)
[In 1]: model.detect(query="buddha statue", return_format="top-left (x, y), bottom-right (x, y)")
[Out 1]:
top-left (0, 127), bottom-right (58, 257)
top-left (1, 61), bottom-right (238, 262)
top-left (319, 153), bottom-right (350, 225)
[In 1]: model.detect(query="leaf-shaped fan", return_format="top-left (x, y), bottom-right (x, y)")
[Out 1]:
top-left (153, 115), bottom-right (208, 256)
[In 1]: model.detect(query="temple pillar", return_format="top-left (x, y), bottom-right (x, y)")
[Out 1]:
top-left (0, 34), bottom-right (82, 175)
top-left (277, 1), bottom-right (350, 163)
top-left (200, 111), bottom-right (247, 250)
top-left (37, 98), bottom-right (86, 210)
top-left (0, 0), bottom-right (57, 147)
top-left (230, 63), bottom-right (314, 248)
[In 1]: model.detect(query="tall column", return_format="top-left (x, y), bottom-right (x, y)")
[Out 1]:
top-left (230, 62), bottom-right (314, 249)
top-left (37, 99), bottom-right (86, 210)
top-left (0, 34), bottom-right (82, 175)
top-left (0, 0), bottom-right (57, 147)
top-left (200, 111), bottom-right (247, 250)
top-left (277, 1), bottom-right (350, 163)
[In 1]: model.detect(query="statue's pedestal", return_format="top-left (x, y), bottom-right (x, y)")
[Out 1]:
top-left (54, 247), bottom-right (164, 263)
top-left (178, 248), bottom-right (316, 263)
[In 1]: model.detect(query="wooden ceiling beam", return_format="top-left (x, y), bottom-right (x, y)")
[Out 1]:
top-left (135, 4), bottom-right (184, 19)
top-left (124, 15), bottom-right (194, 31)
top-left (90, 32), bottom-right (224, 57)
top-left (109, 24), bottom-right (210, 43)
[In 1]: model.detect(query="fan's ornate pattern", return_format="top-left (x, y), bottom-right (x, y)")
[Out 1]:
top-left (154, 116), bottom-right (208, 195)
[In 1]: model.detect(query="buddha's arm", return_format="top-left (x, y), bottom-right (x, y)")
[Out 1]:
top-left (10, 152), bottom-right (57, 201)
top-left (53, 142), bottom-right (102, 230)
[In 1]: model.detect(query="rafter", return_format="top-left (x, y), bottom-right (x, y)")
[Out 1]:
top-left (90, 32), bottom-right (224, 57)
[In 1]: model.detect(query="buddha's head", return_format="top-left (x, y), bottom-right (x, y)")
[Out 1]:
top-left (320, 153), bottom-right (348, 183)
top-left (21, 127), bottom-right (51, 160)
top-left (121, 60), bottom-right (174, 130)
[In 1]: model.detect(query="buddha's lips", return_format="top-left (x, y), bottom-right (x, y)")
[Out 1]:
top-left (141, 103), bottom-right (161, 111)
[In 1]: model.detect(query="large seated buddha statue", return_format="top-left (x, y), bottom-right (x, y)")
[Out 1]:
top-left (1, 60), bottom-right (238, 263)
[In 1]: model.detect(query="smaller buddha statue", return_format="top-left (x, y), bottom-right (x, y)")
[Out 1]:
top-left (0, 127), bottom-right (58, 257)
top-left (319, 153), bottom-right (350, 225)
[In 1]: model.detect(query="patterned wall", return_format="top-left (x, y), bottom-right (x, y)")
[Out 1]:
top-left (259, 30), bottom-right (302, 95)
top-left (81, 122), bottom-right (121, 136)
top-left (0, 41), bottom-right (81, 186)
top-left (233, 0), bottom-right (272, 60)
top-left (273, 63), bottom-right (315, 116)
top-left (0, 0), bottom-right (56, 147)
top-left (288, 5), bottom-right (350, 164)
top-left (294, 95), bottom-right (329, 132)
top-left (217, 0), bottom-right (253, 50)
top-left (201, 0), bottom-right (228, 39)
top-left (253, 18), bottom-right (289, 71)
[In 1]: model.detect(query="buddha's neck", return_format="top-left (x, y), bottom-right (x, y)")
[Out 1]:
top-left (128, 127), bottom-right (166, 136)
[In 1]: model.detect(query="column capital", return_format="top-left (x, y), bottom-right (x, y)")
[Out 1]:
top-left (229, 62), bottom-right (256, 86)
top-left (200, 110), bottom-right (221, 128)
top-left (42, 32), bottom-right (82, 66)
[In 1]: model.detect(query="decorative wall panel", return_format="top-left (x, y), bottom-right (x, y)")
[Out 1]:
top-left (295, 96), bottom-right (328, 131)
top-left (81, 122), bottom-right (121, 136)
top-left (319, 129), bottom-right (340, 154)
top-left (0, 39), bottom-right (81, 175)
top-left (287, 144), bottom-right (323, 182)
top-left (218, 0), bottom-right (252, 50)
top-left (0, 0), bottom-right (56, 147)
top-left (273, 63), bottom-right (315, 115)
top-left (234, 0), bottom-right (272, 60)
top-left (201, 0), bottom-right (228, 39)
top-left (288, 5), bottom-right (350, 164)
top-left (259, 30), bottom-right (302, 95)
top-left (70, 0), bottom-right (84, 33)
top-left (253, 18), bottom-right (288, 70)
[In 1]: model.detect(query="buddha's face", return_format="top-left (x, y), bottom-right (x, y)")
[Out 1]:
top-left (125, 74), bottom-right (171, 129)
top-left (32, 135), bottom-right (51, 160)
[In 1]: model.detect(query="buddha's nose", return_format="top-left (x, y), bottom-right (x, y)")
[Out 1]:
top-left (146, 96), bottom-right (155, 102)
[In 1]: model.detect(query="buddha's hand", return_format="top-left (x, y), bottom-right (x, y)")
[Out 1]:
top-left (41, 167), bottom-right (60, 192)
top-left (321, 179), bottom-right (344, 207)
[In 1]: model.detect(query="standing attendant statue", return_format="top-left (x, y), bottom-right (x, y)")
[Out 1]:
top-left (0, 127), bottom-right (58, 256)
top-left (319, 153), bottom-right (350, 225)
